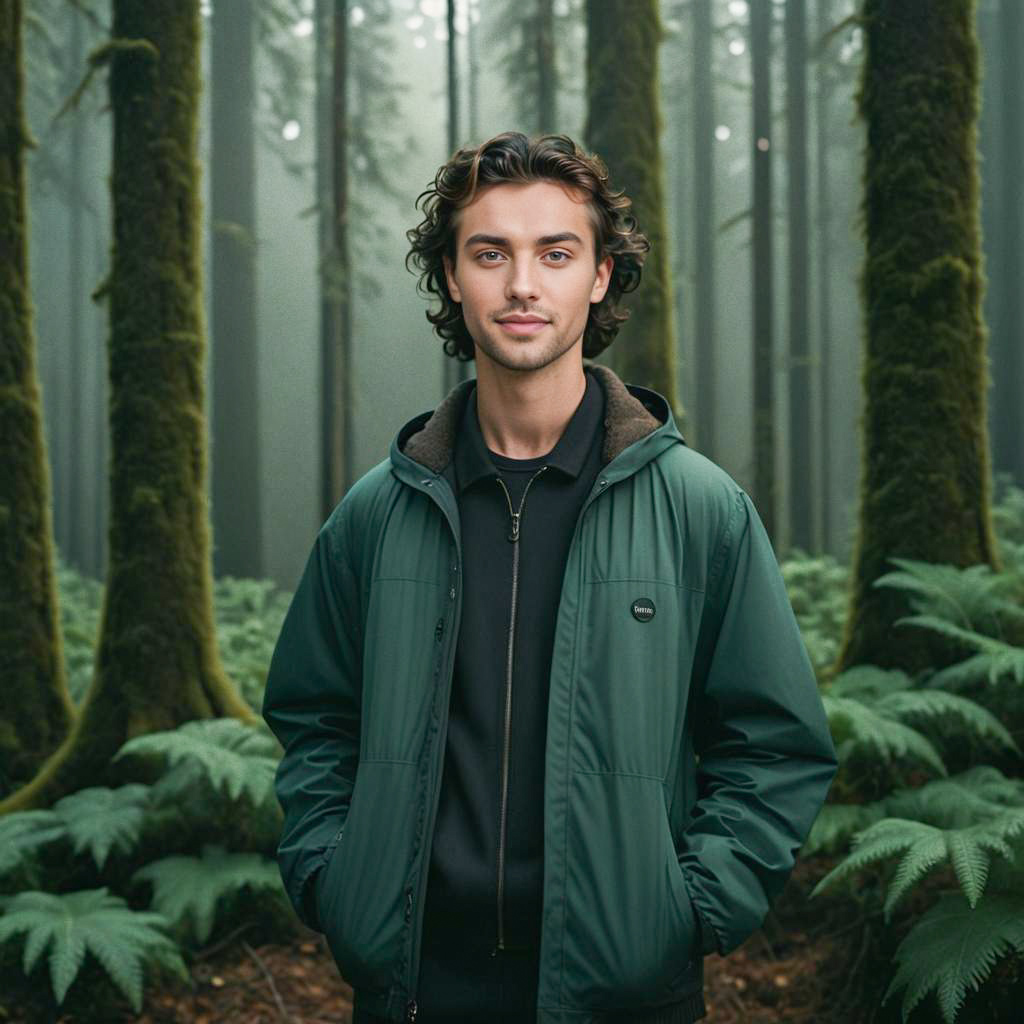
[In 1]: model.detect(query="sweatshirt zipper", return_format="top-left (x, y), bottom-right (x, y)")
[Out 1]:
top-left (492, 465), bottom-right (548, 955)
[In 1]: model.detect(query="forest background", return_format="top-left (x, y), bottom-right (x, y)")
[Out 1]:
top-left (2, 0), bottom-right (1024, 1023)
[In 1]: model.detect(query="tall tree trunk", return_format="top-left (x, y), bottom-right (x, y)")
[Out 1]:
top-left (814, 0), bottom-right (835, 553)
top-left (211, 0), bottom-right (262, 580)
top-left (0, 0), bottom-right (75, 799)
top-left (835, 0), bottom-right (1001, 676)
top-left (991, 0), bottom-right (1023, 488)
top-left (444, 0), bottom-right (471, 393)
top-left (786, 0), bottom-right (812, 553)
top-left (584, 0), bottom-right (679, 415)
top-left (317, 0), bottom-right (354, 519)
top-left (691, 0), bottom-right (715, 456)
top-left (749, 0), bottom-right (776, 538)
top-left (467, 0), bottom-right (479, 140)
top-left (536, 0), bottom-right (556, 134)
top-left (1, 0), bottom-right (256, 815)
top-left (67, 6), bottom-right (86, 571)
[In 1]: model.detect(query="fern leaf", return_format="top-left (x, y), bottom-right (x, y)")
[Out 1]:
top-left (877, 690), bottom-right (1019, 754)
top-left (0, 810), bottom-right (64, 876)
top-left (51, 785), bottom-right (151, 870)
top-left (882, 766), bottom-right (1024, 830)
top-left (131, 843), bottom-right (283, 944)
top-left (114, 718), bottom-right (279, 807)
top-left (802, 802), bottom-right (886, 856)
top-left (883, 888), bottom-right (1024, 1024)
top-left (873, 557), bottom-right (1011, 630)
top-left (822, 695), bottom-right (946, 776)
top-left (810, 819), bottom-right (936, 898)
top-left (0, 888), bottom-right (186, 1012)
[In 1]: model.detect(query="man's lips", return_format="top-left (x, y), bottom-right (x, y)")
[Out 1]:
top-left (497, 315), bottom-right (549, 335)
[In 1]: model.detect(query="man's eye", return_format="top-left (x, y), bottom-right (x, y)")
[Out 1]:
top-left (545, 251), bottom-right (570, 263)
top-left (477, 250), bottom-right (503, 262)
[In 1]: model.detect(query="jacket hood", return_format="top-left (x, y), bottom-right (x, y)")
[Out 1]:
top-left (393, 361), bottom-right (683, 476)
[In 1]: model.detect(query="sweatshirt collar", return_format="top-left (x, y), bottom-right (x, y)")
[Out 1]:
top-left (397, 361), bottom-right (674, 476)
top-left (453, 365), bottom-right (604, 494)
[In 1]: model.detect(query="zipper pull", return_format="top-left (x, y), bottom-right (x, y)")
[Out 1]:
top-left (508, 511), bottom-right (520, 543)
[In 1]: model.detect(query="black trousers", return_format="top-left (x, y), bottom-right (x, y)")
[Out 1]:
top-left (353, 940), bottom-right (540, 1024)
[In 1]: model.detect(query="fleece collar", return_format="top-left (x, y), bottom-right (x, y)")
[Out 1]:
top-left (397, 362), bottom-right (668, 475)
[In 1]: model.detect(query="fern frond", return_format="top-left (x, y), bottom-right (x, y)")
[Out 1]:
top-left (822, 695), bottom-right (946, 776)
top-left (802, 802), bottom-right (887, 856)
top-left (131, 843), bottom-right (283, 944)
top-left (828, 664), bottom-right (915, 700)
top-left (873, 557), bottom-right (1012, 630)
top-left (883, 888), bottom-right (1024, 1024)
top-left (114, 718), bottom-right (279, 807)
top-left (882, 766), bottom-right (1024, 830)
top-left (0, 888), bottom-right (187, 1011)
top-left (876, 690), bottom-right (1019, 754)
top-left (0, 810), bottom-right (65, 876)
top-left (811, 812), bottom-right (1024, 916)
top-left (50, 785), bottom-right (151, 870)
top-left (911, 628), bottom-right (1024, 689)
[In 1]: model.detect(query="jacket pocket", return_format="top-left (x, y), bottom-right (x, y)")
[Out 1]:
top-left (561, 771), bottom-right (699, 1010)
top-left (319, 761), bottom-right (418, 992)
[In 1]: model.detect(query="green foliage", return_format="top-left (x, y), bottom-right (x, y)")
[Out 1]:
top-left (131, 843), bottom-right (283, 945)
top-left (0, 888), bottom-right (187, 1012)
top-left (823, 664), bottom-right (1017, 783)
top-left (883, 886), bottom-right (1024, 1024)
top-left (780, 551), bottom-right (851, 677)
top-left (114, 718), bottom-right (280, 809)
top-left (54, 552), bottom-right (103, 706)
top-left (874, 556), bottom-right (1021, 634)
top-left (803, 800), bottom-right (887, 856)
top-left (0, 784), bottom-right (150, 880)
top-left (212, 575), bottom-right (290, 712)
top-left (811, 811), bottom-right (1024, 917)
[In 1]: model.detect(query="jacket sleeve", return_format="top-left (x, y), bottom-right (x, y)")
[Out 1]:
top-left (680, 486), bottom-right (838, 957)
top-left (261, 503), bottom-right (362, 932)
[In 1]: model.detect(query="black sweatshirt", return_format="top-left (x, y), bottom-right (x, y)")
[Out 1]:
top-left (419, 366), bottom-right (607, 966)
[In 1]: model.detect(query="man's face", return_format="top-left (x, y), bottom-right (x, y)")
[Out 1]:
top-left (442, 180), bottom-right (614, 374)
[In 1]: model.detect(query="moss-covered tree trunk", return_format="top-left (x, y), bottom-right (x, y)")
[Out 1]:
top-left (0, 0), bottom-right (256, 815)
top-left (786, 0), bottom-right (812, 554)
top-left (210, 0), bottom-right (261, 581)
top-left (835, 0), bottom-right (1001, 677)
top-left (584, 0), bottom-right (680, 418)
top-left (749, 0), bottom-right (776, 540)
top-left (691, 0), bottom-right (716, 457)
top-left (0, 0), bottom-right (76, 798)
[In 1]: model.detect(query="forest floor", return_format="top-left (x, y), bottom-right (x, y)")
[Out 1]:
top-left (5, 857), bottom-right (884, 1024)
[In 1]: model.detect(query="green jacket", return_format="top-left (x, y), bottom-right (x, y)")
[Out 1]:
top-left (262, 362), bottom-right (838, 1023)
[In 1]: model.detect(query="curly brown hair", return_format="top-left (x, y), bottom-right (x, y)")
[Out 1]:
top-left (404, 131), bottom-right (650, 362)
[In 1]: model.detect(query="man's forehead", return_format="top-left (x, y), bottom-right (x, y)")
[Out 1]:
top-left (454, 181), bottom-right (595, 238)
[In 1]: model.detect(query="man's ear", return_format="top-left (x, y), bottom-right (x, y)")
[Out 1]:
top-left (443, 251), bottom-right (461, 302)
top-left (590, 254), bottom-right (613, 304)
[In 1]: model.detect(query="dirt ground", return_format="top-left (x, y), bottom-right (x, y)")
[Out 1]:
top-left (3, 857), bottom-right (875, 1024)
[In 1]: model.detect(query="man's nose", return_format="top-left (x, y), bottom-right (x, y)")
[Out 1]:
top-left (504, 259), bottom-right (541, 303)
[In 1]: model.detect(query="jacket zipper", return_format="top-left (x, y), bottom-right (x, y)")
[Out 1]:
top-left (406, 476), bottom-right (463, 1024)
top-left (492, 465), bottom-right (548, 954)
top-left (404, 466), bottom-right (611, 1021)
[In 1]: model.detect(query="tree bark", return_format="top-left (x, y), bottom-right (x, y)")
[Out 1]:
top-left (0, 0), bottom-right (76, 799)
top-left (1, 0), bottom-right (256, 814)
top-left (584, 0), bottom-right (680, 416)
top-left (835, 0), bottom-right (1001, 676)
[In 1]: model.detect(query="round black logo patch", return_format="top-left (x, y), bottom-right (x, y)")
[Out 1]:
top-left (631, 597), bottom-right (655, 622)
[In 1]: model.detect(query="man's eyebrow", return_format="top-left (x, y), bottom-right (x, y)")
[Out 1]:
top-left (462, 231), bottom-right (585, 249)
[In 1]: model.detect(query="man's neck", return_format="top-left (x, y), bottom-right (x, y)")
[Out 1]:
top-left (473, 357), bottom-right (587, 460)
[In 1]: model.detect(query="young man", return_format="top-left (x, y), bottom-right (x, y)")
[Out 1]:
top-left (262, 132), bottom-right (838, 1024)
